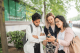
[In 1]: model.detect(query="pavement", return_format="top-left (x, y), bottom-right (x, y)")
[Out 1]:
top-left (72, 27), bottom-right (80, 38)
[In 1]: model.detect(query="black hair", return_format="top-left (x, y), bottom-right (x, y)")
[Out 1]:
top-left (32, 13), bottom-right (41, 21)
top-left (55, 15), bottom-right (69, 33)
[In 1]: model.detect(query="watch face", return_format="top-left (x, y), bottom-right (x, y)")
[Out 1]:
top-left (47, 36), bottom-right (50, 38)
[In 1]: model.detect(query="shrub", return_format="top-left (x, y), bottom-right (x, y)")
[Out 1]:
top-left (7, 31), bottom-right (25, 49)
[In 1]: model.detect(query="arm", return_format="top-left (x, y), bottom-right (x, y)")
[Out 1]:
top-left (33, 35), bottom-right (46, 42)
top-left (38, 35), bottom-right (46, 42)
top-left (47, 28), bottom-right (74, 47)
top-left (26, 25), bottom-right (39, 43)
top-left (44, 27), bottom-right (48, 36)
top-left (38, 27), bottom-right (46, 42)
top-left (58, 28), bottom-right (74, 46)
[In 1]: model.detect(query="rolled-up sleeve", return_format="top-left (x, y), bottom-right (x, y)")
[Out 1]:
top-left (38, 35), bottom-right (46, 42)
top-left (26, 25), bottom-right (46, 43)
top-left (26, 25), bottom-right (39, 43)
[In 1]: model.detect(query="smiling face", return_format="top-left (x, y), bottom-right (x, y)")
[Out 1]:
top-left (47, 16), bottom-right (54, 24)
top-left (32, 19), bottom-right (40, 27)
top-left (55, 18), bottom-right (63, 28)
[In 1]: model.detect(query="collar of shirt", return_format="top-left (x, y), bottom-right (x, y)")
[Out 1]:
top-left (31, 23), bottom-right (41, 36)
top-left (31, 23), bottom-right (40, 28)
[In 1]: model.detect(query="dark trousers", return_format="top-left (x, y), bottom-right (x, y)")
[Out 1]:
top-left (34, 43), bottom-right (40, 53)
top-left (58, 50), bottom-right (65, 53)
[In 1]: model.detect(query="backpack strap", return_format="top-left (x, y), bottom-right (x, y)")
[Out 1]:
top-left (30, 24), bottom-right (42, 32)
top-left (30, 24), bottom-right (33, 33)
top-left (40, 26), bottom-right (42, 32)
top-left (22, 24), bottom-right (33, 46)
top-left (23, 24), bottom-right (42, 46)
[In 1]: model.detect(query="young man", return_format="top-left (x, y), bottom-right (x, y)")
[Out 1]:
top-left (23, 13), bottom-right (46, 53)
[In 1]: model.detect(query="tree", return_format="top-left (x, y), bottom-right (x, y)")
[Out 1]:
top-left (22, 0), bottom-right (74, 18)
top-left (19, 0), bottom-right (79, 19)
top-left (75, 0), bottom-right (80, 12)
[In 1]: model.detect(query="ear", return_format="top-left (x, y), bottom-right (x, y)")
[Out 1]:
top-left (32, 20), bottom-right (33, 23)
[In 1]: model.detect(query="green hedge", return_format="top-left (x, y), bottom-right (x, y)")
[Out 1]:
top-left (7, 31), bottom-right (25, 49)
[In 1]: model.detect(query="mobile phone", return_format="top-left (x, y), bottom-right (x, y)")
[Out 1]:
top-left (47, 36), bottom-right (50, 38)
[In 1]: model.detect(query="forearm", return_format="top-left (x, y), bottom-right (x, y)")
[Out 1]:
top-left (38, 35), bottom-right (46, 42)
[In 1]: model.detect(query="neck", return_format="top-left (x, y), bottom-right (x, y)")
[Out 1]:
top-left (60, 26), bottom-right (64, 32)
top-left (50, 22), bottom-right (55, 25)
top-left (51, 24), bottom-right (55, 26)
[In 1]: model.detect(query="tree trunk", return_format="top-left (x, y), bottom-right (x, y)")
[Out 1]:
top-left (44, 1), bottom-right (46, 18)
top-left (0, 0), bottom-right (8, 53)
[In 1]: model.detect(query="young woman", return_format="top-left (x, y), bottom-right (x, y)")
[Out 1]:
top-left (47, 15), bottom-right (74, 53)
top-left (43, 13), bottom-right (59, 53)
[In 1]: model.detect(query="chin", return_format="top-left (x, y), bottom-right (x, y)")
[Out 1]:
top-left (36, 25), bottom-right (39, 27)
top-left (57, 26), bottom-right (61, 28)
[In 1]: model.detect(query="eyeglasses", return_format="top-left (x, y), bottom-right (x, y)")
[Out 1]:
top-left (55, 21), bottom-right (60, 24)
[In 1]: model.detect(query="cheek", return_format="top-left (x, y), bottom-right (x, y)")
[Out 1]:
top-left (52, 19), bottom-right (54, 21)
top-left (48, 21), bottom-right (50, 23)
top-left (59, 22), bottom-right (63, 26)
top-left (38, 22), bottom-right (40, 24)
top-left (37, 22), bottom-right (40, 25)
top-left (50, 20), bottom-right (53, 22)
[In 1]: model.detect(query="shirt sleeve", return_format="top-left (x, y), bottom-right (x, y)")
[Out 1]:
top-left (38, 35), bottom-right (46, 42)
top-left (38, 26), bottom-right (46, 42)
top-left (26, 25), bottom-right (40, 43)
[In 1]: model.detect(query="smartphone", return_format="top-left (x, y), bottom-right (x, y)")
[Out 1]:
top-left (47, 36), bottom-right (50, 38)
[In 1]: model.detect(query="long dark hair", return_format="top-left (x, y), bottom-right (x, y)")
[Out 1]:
top-left (55, 15), bottom-right (69, 33)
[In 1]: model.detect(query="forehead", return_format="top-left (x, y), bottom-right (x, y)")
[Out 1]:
top-left (55, 18), bottom-right (60, 21)
top-left (34, 19), bottom-right (40, 22)
top-left (47, 16), bottom-right (53, 19)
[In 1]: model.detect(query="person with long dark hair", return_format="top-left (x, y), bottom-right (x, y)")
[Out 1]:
top-left (47, 15), bottom-right (74, 53)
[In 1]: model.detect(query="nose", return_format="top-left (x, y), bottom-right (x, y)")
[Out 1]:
top-left (50, 21), bottom-right (52, 23)
top-left (38, 22), bottom-right (40, 25)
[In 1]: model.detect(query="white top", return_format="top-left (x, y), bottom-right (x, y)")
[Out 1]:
top-left (24, 23), bottom-right (46, 53)
top-left (26, 23), bottom-right (46, 43)
top-left (58, 31), bottom-right (65, 51)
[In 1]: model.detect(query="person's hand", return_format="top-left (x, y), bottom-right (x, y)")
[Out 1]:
top-left (33, 35), bottom-right (38, 39)
top-left (47, 34), bottom-right (51, 36)
top-left (47, 36), bottom-right (56, 42)
top-left (40, 33), bottom-right (45, 36)
top-left (47, 34), bottom-right (51, 38)
top-left (43, 40), bottom-right (48, 42)
top-left (42, 38), bottom-right (48, 46)
top-left (43, 37), bottom-right (49, 42)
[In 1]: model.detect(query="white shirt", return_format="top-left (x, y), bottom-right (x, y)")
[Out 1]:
top-left (26, 23), bottom-right (46, 43)
top-left (24, 23), bottom-right (46, 53)
top-left (58, 31), bottom-right (65, 51)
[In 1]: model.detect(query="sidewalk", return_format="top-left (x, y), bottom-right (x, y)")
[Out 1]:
top-left (72, 27), bottom-right (80, 38)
